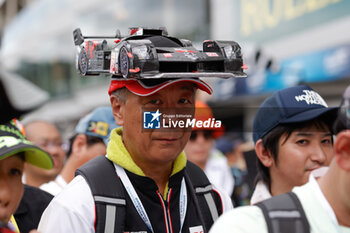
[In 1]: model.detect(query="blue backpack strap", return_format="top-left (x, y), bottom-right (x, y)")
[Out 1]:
top-left (76, 156), bottom-right (126, 233)
top-left (184, 161), bottom-right (223, 232)
top-left (256, 192), bottom-right (310, 233)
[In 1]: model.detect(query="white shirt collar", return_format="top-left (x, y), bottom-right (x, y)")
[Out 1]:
top-left (250, 180), bottom-right (271, 205)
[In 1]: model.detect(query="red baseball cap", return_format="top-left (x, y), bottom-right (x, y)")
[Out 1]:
top-left (108, 78), bottom-right (213, 96)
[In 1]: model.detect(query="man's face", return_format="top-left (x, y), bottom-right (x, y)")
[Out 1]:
top-left (270, 124), bottom-right (333, 194)
top-left (0, 155), bottom-right (24, 223)
top-left (76, 135), bottom-right (107, 167)
top-left (25, 122), bottom-right (66, 180)
top-left (184, 130), bottom-right (214, 168)
top-left (112, 83), bottom-right (195, 168)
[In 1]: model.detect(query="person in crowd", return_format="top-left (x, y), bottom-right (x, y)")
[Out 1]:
top-left (216, 136), bottom-right (252, 206)
top-left (23, 121), bottom-right (66, 187)
top-left (0, 70), bottom-right (53, 233)
top-left (0, 120), bottom-right (53, 233)
top-left (39, 79), bottom-right (233, 233)
top-left (38, 49), bottom-right (233, 233)
top-left (40, 106), bottom-right (118, 195)
top-left (210, 85), bottom-right (350, 233)
top-left (184, 100), bottom-right (234, 197)
top-left (249, 85), bottom-right (337, 204)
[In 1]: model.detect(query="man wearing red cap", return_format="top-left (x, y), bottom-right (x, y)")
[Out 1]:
top-left (38, 77), bottom-right (233, 233)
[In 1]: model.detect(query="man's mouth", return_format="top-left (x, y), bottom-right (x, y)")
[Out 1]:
top-left (155, 138), bottom-right (179, 142)
top-left (305, 165), bottom-right (321, 172)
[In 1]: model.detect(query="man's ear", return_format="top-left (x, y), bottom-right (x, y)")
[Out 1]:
top-left (110, 95), bottom-right (125, 125)
top-left (72, 134), bottom-right (88, 157)
top-left (334, 130), bottom-right (350, 171)
top-left (255, 139), bottom-right (274, 167)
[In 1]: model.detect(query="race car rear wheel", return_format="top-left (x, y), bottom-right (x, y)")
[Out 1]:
top-left (119, 46), bottom-right (129, 78)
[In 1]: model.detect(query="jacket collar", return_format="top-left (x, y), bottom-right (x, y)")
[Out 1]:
top-left (106, 127), bottom-right (187, 177)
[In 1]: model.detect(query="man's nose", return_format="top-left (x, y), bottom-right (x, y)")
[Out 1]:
top-left (196, 133), bottom-right (207, 143)
top-left (47, 146), bottom-right (60, 157)
top-left (0, 180), bottom-right (11, 208)
top-left (45, 143), bottom-right (63, 157)
top-left (310, 144), bottom-right (328, 165)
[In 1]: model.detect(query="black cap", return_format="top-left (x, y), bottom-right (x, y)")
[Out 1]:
top-left (0, 69), bottom-right (49, 124)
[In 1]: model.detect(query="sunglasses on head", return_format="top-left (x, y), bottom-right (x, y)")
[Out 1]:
top-left (190, 130), bottom-right (213, 141)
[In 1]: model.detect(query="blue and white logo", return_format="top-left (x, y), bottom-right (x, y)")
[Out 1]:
top-left (143, 110), bottom-right (161, 129)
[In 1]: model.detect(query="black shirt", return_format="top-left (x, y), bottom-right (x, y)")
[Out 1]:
top-left (14, 185), bottom-right (53, 233)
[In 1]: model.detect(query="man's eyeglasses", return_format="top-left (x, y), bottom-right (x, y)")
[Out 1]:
top-left (189, 130), bottom-right (213, 141)
top-left (34, 140), bottom-right (63, 150)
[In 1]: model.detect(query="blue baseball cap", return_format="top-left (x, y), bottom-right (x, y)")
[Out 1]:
top-left (75, 106), bottom-right (118, 145)
top-left (215, 137), bottom-right (234, 155)
top-left (253, 85), bottom-right (337, 143)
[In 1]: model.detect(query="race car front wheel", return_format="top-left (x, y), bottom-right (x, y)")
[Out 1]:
top-left (119, 46), bottom-right (129, 78)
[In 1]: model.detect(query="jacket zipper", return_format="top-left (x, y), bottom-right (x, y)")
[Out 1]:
top-left (156, 189), bottom-right (174, 233)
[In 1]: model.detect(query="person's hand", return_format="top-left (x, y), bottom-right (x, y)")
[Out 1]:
top-left (29, 230), bottom-right (40, 233)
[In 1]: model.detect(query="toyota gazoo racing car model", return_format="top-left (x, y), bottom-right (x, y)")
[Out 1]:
top-left (73, 27), bottom-right (247, 79)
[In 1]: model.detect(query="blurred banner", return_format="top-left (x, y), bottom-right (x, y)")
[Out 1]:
top-left (212, 43), bottom-right (350, 99)
top-left (236, 0), bottom-right (350, 44)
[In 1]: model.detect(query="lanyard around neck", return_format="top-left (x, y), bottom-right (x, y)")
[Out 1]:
top-left (114, 164), bottom-right (187, 233)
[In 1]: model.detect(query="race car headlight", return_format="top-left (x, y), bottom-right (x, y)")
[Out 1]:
top-left (132, 45), bottom-right (151, 60)
top-left (224, 46), bottom-right (233, 59)
top-left (224, 45), bottom-right (242, 59)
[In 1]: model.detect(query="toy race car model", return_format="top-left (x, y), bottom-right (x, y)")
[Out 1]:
top-left (73, 27), bottom-right (247, 79)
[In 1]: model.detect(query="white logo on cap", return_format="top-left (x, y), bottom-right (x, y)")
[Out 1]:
top-left (295, 90), bottom-right (328, 107)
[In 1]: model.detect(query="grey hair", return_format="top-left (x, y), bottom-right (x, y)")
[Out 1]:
top-left (111, 87), bottom-right (129, 103)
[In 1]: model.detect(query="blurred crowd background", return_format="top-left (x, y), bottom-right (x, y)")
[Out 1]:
top-left (0, 0), bottom-right (349, 152)
top-left (1, 0), bottom-right (350, 209)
